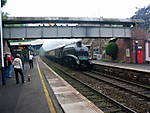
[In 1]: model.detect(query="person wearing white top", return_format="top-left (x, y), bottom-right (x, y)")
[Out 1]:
top-left (29, 54), bottom-right (34, 69)
top-left (12, 54), bottom-right (24, 84)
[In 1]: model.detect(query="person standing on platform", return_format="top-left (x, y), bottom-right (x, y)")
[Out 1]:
top-left (12, 54), bottom-right (24, 84)
top-left (29, 53), bottom-right (34, 69)
top-left (4, 52), bottom-right (13, 78)
top-left (7, 53), bottom-right (13, 78)
top-left (4, 53), bottom-right (9, 78)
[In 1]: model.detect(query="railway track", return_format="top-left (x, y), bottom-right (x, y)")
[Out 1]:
top-left (80, 71), bottom-right (150, 113)
top-left (92, 64), bottom-right (150, 86)
top-left (70, 71), bottom-right (150, 113)
top-left (83, 71), bottom-right (150, 101)
top-left (42, 57), bottom-right (138, 113)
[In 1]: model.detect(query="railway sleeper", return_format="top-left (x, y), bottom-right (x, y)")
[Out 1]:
top-left (92, 99), bottom-right (105, 103)
top-left (98, 102), bottom-right (113, 108)
top-left (103, 108), bottom-right (122, 113)
top-left (143, 91), bottom-right (150, 95)
top-left (86, 95), bottom-right (98, 99)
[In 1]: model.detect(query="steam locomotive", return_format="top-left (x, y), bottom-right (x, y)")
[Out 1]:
top-left (45, 41), bottom-right (90, 69)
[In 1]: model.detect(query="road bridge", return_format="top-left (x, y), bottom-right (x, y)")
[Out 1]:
top-left (2, 17), bottom-right (144, 39)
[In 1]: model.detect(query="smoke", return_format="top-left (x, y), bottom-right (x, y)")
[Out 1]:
top-left (42, 39), bottom-right (81, 51)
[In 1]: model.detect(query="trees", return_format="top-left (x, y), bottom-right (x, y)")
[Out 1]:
top-left (1, 0), bottom-right (7, 7)
top-left (132, 5), bottom-right (150, 28)
top-left (105, 42), bottom-right (118, 60)
top-left (1, 0), bottom-right (9, 19)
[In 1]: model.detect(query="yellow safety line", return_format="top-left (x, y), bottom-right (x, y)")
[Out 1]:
top-left (36, 61), bottom-right (57, 113)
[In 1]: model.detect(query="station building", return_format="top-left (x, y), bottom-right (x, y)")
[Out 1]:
top-left (82, 27), bottom-right (150, 64)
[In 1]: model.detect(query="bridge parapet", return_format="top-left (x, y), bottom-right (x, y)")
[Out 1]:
top-left (3, 26), bottom-right (131, 39)
top-left (3, 17), bottom-right (144, 39)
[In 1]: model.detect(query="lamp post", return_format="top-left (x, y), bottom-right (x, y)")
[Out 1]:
top-left (0, 0), bottom-right (5, 85)
top-left (135, 40), bottom-right (138, 64)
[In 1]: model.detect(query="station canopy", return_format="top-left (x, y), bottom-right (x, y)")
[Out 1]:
top-left (9, 39), bottom-right (43, 49)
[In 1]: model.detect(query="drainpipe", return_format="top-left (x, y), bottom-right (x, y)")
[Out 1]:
top-left (135, 40), bottom-right (138, 64)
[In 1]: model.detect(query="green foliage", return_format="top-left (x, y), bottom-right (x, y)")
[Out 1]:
top-left (105, 42), bottom-right (118, 60)
top-left (101, 58), bottom-right (124, 63)
top-left (132, 5), bottom-right (150, 28)
top-left (1, 0), bottom-right (7, 7)
top-left (148, 28), bottom-right (150, 33)
top-left (1, 0), bottom-right (8, 19)
top-left (2, 12), bottom-right (9, 19)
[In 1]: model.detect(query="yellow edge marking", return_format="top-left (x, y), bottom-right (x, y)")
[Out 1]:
top-left (36, 61), bottom-right (56, 113)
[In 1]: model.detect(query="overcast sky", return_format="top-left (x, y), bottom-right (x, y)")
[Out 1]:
top-left (2, 0), bottom-right (149, 50)
top-left (2, 0), bottom-right (149, 18)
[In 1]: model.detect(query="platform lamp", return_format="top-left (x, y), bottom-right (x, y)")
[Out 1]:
top-left (0, 0), bottom-right (5, 85)
top-left (135, 40), bottom-right (138, 64)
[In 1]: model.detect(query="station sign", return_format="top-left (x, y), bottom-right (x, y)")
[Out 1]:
top-left (14, 49), bottom-right (22, 51)
top-left (14, 46), bottom-right (28, 49)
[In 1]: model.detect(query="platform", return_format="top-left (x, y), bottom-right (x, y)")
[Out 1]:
top-left (38, 57), bottom-right (104, 113)
top-left (91, 60), bottom-right (150, 73)
top-left (0, 57), bottom-right (104, 113)
top-left (0, 58), bottom-right (52, 113)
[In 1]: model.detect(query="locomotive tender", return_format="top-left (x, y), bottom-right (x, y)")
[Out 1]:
top-left (46, 41), bottom-right (90, 69)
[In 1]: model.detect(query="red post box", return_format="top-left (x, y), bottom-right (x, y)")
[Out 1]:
top-left (137, 50), bottom-right (143, 64)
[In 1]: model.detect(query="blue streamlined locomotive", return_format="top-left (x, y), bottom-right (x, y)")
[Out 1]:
top-left (46, 41), bottom-right (90, 69)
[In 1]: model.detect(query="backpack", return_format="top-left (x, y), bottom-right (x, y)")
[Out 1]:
top-left (7, 56), bottom-right (13, 65)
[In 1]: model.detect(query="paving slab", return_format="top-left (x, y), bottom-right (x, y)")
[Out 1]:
top-left (0, 62), bottom-right (50, 113)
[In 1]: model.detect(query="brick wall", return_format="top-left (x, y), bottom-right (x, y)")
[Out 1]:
top-left (131, 27), bottom-right (146, 63)
top-left (116, 27), bottom-right (147, 63)
top-left (116, 39), bottom-right (132, 63)
top-left (131, 27), bottom-right (147, 40)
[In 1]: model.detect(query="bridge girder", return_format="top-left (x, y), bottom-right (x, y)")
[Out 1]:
top-left (3, 26), bottom-right (131, 39)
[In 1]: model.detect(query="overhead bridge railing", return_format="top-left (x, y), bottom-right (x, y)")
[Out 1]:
top-left (3, 17), bottom-right (144, 39)
top-left (3, 26), bottom-right (131, 39)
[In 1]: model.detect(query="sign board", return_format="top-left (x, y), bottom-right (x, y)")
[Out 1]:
top-left (145, 42), bottom-right (150, 61)
top-left (126, 48), bottom-right (130, 57)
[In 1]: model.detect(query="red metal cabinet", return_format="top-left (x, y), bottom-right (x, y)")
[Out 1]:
top-left (137, 50), bottom-right (143, 64)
